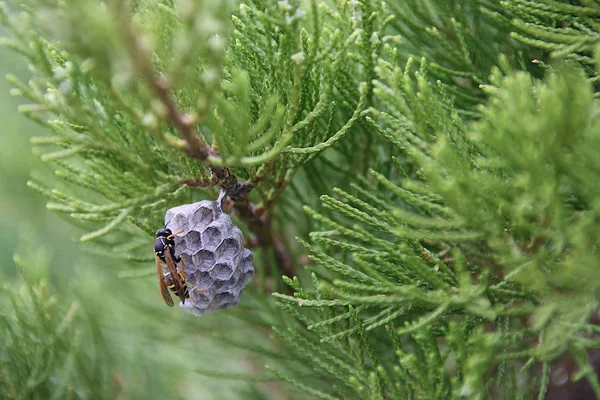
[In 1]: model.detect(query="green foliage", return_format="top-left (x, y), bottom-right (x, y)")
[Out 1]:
top-left (2, 0), bottom-right (600, 399)
top-left (272, 62), bottom-right (600, 400)
top-left (1, 239), bottom-right (114, 400)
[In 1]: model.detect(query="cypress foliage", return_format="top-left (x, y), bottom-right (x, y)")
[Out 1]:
top-left (1, 0), bottom-right (599, 399)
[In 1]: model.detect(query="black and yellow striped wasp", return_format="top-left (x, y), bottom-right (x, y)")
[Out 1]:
top-left (154, 227), bottom-right (193, 306)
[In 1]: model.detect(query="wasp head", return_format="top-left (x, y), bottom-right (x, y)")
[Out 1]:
top-left (155, 227), bottom-right (172, 239)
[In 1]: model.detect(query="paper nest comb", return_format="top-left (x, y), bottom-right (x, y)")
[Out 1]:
top-left (164, 192), bottom-right (254, 316)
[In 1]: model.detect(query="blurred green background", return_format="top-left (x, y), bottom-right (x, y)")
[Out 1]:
top-left (0, 39), bottom-right (49, 274)
top-left (0, 42), bottom-right (262, 400)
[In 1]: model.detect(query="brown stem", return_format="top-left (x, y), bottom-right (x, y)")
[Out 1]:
top-left (227, 199), bottom-right (295, 280)
top-left (149, 78), bottom-right (211, 160)
top-left (122, 22), bottom-right (239, 193)
top-left (272, 234), bottom-right (295, 279)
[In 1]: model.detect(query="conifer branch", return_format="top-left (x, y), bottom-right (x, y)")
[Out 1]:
top-left (3, 0), bottom-right (600, 398)
top-left (116, 1), bottom-right (245, 198)
top-left (113, 2), bottom-right (299, 278)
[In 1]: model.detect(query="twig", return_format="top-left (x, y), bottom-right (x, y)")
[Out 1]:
top-left (227, 198), bottom-right (296, 281)
top-left (120, 17), bottom-right (241, 194)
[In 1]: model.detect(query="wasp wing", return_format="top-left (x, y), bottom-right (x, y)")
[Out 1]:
top-left (156, 255), bottom-right (174, 307)
top-left (164, 249), bottom-right (187, 304)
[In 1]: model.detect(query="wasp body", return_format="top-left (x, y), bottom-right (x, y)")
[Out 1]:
top-left (154, 228), bottom-right (189, 306)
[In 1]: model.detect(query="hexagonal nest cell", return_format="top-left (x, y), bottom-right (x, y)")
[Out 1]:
top-left (164, 198), bottom-right (254, 315)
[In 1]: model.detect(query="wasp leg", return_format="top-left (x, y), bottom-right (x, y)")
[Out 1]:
top-left (178, 256), bottom-right (192, 301)
top-left (186, 280), bottom-right (208, 294)
top-left (176, 257), bottom-right (206, 305)
top-left (181, 259), bottom-right (208, 295)
top-left (186, 284), bottom-right (198, 305)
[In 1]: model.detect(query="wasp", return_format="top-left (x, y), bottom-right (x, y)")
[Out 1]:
top-left (154, 227), bottom-right (190, 306)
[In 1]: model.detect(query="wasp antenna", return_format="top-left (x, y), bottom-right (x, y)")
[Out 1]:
top-left (168, 229), bottom-right (184, 240)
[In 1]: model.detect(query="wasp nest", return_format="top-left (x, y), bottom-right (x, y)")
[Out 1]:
top-left (164, 194), bottom-right (254, 316)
